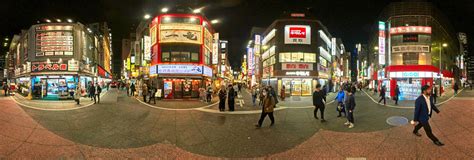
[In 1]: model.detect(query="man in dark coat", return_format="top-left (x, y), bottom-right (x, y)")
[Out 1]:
top-left (344, 89), bottom-right (356, 128)
top-left (218, 87), bottom-right (226, 112)
top-left (312, 84), bottom-right (326, 123)
top-left (378, 85), bottom-right (386, 105)
top-left (412, 85), bottom-right (444, 146)
top-left (228, 84), bottom-right (235, 111)
top-left (95, 83), bottom-right (102, 104)
top-left (394, 85), bottom-right (400, 105)
top-left (89, 83), bottom-right (96, 103)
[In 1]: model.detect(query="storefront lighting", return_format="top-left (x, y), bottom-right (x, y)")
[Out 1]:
top-left (190, 17), bottom-right (197, 22)
top-left (45, 19), bottom-right (51, 23)
top-left (193, 7), bottom-right (204, 13)
top-left (164, 16), bottom-right (171, 21)
top-left (56, 19), bottom-right (61, 22)
top-left (67, 19), bottom-right (73, 23)
top-left (161, 7), bottom-right (169, 13)
top-left (4, 38), bottom-right (9, 41)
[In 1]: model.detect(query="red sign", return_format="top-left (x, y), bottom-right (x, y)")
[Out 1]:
top-left (389, 26), bottom-right (431, 35)
top-left (289, 27), bottom-right (307, 38)
top-left (31, 62), bottom-right (68, 72)
top-left (282, 63), bottom-right (313, 71)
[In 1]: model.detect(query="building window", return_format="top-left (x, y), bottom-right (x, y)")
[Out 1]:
top-left (319, 56), bottom-right (328, 67)
top-left (161, 44), bottom-right (200, 63)
top-left (205, 50), bottom-right (211, 65)
top-left (191, 52), bottom-right (199, 62)
top-left (162, 52), bottom-right (170, 62)
top-left (279, 52), bottom-right (316, 63)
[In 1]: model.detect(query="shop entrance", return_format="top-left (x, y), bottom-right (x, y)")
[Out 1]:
top-left (163, 79), bottom-right (201, 99)
top-left (42, 78), bottom-right (68, 100)
top-left (282, 78), bottom-right (312, 96)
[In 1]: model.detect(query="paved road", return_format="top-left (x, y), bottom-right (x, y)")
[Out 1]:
top-left (0, 88), bottom-right (472, 159)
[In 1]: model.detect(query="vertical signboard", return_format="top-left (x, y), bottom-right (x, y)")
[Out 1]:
top-left (212, 33), bottom-right (219, 65)
top-left (378, 21), bottom-right (386, 65)
top-left (331, 38), bottom-right (336, 56)
top-left (247, 47), bottom-right (254, 76)
top-left (144, 35), bottom-right (151, 61)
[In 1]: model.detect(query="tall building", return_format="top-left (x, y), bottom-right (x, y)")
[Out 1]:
top-left (259, 12), bottom-right (343, 96)
top-left (368, 0), bottom-right (461, 100)
top-left (7, 21), bottom-right (111, 100)
top-left (148, 6), bottom-right (216, 99)
top-left (245, 27), bottom-right (265, 87)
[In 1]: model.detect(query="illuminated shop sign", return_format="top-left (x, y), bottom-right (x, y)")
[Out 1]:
top-left (282, 63), bottom-right (313, 71)
top-left (262, 29), bottom-right (276, 45)
top-left (159, 24), bottom-right (202, 44)
top-left (156, 64), bottom-right (213, 77)
top-left (150, 24), bottom-right (157, 45)
top-left (31, 62), bottom-right (68, 72)
top-left (68, 60), bottom-right (79, 71)
top-left (389, 26), bottom-right (431, 35)
top-left (319, 46), bottom-right (331, 61)
top-left (204, 28), bottom-right (213, 50)
top-left (203, 66), bottom-right (213, 77)
top-left (392, 45), bottom-right (430, 53)
top-left (247, 47), bottom-right (254, 76)
top-left (285, 25), bottom-right (311, 44)
top-left (378, 21), bottom-right (386, 65)
top-left (35, 31), bottom-right (74, 56)
top-left (36, 25), bottom-right (73, 31)
top-left (144, 36), bottom-right (152, 60)
top-left (150, 65), bottom-right (157, 75)
top-left (212, 33), bottom-right (219, 65)
top-left (389, 71), bottom-right (434, 78)
top-left (331, 38), bottom-right (336, 55)
top-left (286, 71), bottom-right (309, 76)
top-left (319, 30), bottom-right (331, 47)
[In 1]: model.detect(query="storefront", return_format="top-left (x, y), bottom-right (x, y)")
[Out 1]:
top-left (152, 64), bottom-right (213, 99)
top-left (31, 75), bottom-right (78, 100)
top-left (281, 78), bottom-right (313, 96)
top-left (271, 69), bottom-right (318, 97)
top-left (386, 65), bottom-right (438, 100)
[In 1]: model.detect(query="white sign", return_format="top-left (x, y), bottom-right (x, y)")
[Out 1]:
top-left (144, 36), bottom-right (151, 60)
top-left (331, 38), bottom-right (336, 56)
top-left (247, 47), bottom-right (254, 76)
top-left (203, 66), bottom-right (213, 77)
top-left (286, 71), bottom-right (310, 76)
top-left (157, 64), bottom-right (203, 75)
top-left (150, 65), bottom-right (157, 75)
top-left (319, 30), bottom-right (331, 47)
top-left (282, 63), bottom-right (313, 71)
top-left (284, 25), bottom-right (311, 44)
top-left (319, 46), bottom-right (331, 61)
top-left (389, 71), bottom-right (434, 78)
top-left (262, 29), bottom-right (276, 45)
top-left (392, 45), bottom-right (430, 53)
top-left (212, 33), bottom-right (219, 64)
top-left (68, 60), bottom-right (79, 71)
top-left (378, 21), bottom-right (386, 65)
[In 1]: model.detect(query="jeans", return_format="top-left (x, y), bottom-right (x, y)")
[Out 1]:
top-left (413, 121), bottom-right (439, 142)
top-left (378, 96), bottom-right (386, 104)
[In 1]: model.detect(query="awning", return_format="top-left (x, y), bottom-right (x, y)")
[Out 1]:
top-left (442, 70), bottom-right (454, 78)
top-left (385, 65), bottom-right (439, 72)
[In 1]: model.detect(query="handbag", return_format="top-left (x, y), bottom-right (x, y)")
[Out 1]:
top-left (337, 103), bottom-right (342, 111)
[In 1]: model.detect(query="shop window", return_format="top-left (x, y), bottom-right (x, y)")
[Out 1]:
top-left (161, 44), bottom-right (200, 63)
top-left (171, 52), bottom-right (180, 62)
top-left (160, 17), bottom-right (200, 25)
top-left (191, 52), bottom-right (199, 62)
top-left (181, 52), bottom-right (190, 62)
top-left (279, 52), bottom-right (316, 63)
top-left (162, 52), bottom-right (170, 62)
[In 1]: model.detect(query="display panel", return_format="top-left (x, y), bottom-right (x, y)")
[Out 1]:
top-left (35, 31), bottom-right (74, 56)
top-left (159, 24), bottom-right (202, 44)
top-left (284, 25), bottom-right (311, 44)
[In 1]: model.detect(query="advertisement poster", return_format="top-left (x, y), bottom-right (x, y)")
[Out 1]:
top-left (204, 28), bottom-right (213, 51)
top-left (284, 25), bottom-right (311, 44)
top-left (157, 64), bottom-right (203, 75)
top-left (150, 25), bottom-right (157, 45)
top-left (159, 24), bottom-right (202, 44)
top-left (35, 31), bottom-right (74, 56)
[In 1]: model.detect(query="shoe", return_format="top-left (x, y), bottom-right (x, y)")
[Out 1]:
top-left (320, 119), bottom-right (326, 123)
top-left (255, 124), bottom-right (261, 128)
top-left (344, 121), bottom-right (350, 126)
top-left (270, 123), bottom-right (274, 126)
top-left (413, 132), bottom-right (422, 137)
top-left (337, 115), bottom-right (341, 117)
top-left (314, 116), bottom-right (319, 120)
top-left (348, 123), bottom-right (354, 128)
top-left (434, 141), bottom-right (444, 146)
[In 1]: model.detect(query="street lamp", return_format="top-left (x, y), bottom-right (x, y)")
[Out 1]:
top-left (374, 46), bottom-right (379, 51)
top-left (211, 19), bottom-right (219, 24)
top-left (161, 7), bottom-right (169, 13)
top-left (45, 19), bottom-right (51, 23)
top-left (67, 19), bottom-right (73, 23)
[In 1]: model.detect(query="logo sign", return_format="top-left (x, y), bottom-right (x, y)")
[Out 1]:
top-left (378, 21), bottom-right (386, 65)
top-left (282, 63), bottom-right (313, 71)
top-left (286, 71), bottom-right (309, 76)
top-left (150, 65), bottom-right (157, 75)
top-left (285, 25), bottom-right (311, 44)
top-left (150, 24), bottom-right (157, 45)
top-left (159, 24), bottom-right (202, 44)
top-left (247, 47), bottom-right (254, 76)
top-left (31, 62), bottom-right (68, 72)
top-left (389, 71), bottom-right (434, 78)
top-left (389, 26), bottom-right (431, 35)
top-left (157, 64), bottom-right (203, 75)
top-left (392, 45), bottom-right (430, 53)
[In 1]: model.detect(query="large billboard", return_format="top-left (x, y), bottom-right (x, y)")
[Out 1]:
top-left (35, 26), bottom-right (74, 56)
top-left (284, 25), bottom-right (311, 44)
top-left (159, 24), bottom-right (202, 44)
top-left (247, 47), bottom-right (254, 76)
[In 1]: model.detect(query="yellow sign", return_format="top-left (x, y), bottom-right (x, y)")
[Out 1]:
top-left (159, 24), bottom-right (202, 44)
top-left (150, 24), bottom-right (157, 45)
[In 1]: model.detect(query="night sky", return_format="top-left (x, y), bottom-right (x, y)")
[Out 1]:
top-left (1, 0), bottom-right (473, 70)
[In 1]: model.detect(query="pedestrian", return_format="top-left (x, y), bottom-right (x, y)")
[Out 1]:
top-left (3, 82), bottom-right (8, 96)
top-left (251, 85), bottom-right (258, 106)
top-left (394, 85), bottom-right (400, 105)
top-left (321, 85), bottom-right (327, 102)
top-left (312, 84), bottom-right (326, 122)
top-left (228, 84), bottom-right (235, 111)
top-left (206, 84), bottom-right (213, 103)
top-left (148, 85), bottom-right (156, 104)
top-left (74, 86), bottom-right (81, 105)
top-left (378, 85), bottom-right (386, 105)
top-left (95, 83), bottom-right (102, 104)
top-left (130, 83), bottom-right (136, 96)
top-left (280, 85), bottom-right (286, 101)
top-left (126, 83), bottom-right (130, 96)
top-left (351, 83), bottom-right (357, 95)
top-left (411, 85), bottom-right (444, 146)
top-left (335, 87), bottom-right (346, 117)
top-left (89, 83), bottom-right (96, 103)
top-left (255, 88), bottom-right (276, 128)
top-left (453, 82), bottom-right (459, 95)
top-left (142, 83), bottom-right (148, 102)
top-left (218, 86), bottom-right (226, 112)
top-left (233, 84), bottom-right (239, 97)
top-left (432, 84), bottom-right (438, 103)
top-left (268, 85), bottom-right (279, 108)
top-left (344, 88), bottom-right (356, 128)
top-left (238, 83), bottom-right (242, 93)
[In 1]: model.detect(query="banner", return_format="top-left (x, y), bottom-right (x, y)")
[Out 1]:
top-left (159, 24), bottom-right (202, 44)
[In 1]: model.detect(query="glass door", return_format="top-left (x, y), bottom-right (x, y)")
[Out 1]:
top-left (291, 80), bottom-right (302, 96)
top-left (183, 79), bottom-right (192, 97)
top-left (174, 80), bottom-right (183, 98)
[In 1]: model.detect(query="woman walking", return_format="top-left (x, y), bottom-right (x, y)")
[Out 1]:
top-left (255, 88), bottom-right (276, 128)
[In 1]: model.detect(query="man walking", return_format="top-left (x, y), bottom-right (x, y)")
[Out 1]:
top-left (453, 82), bottom-right (459, 95)
top-left (95, 83), bottom-right (102, 104)
top-left (89, 83), bottom-right (96, 103)
top-left (412, 85), bottom-right (444, 146)
top-left (142, 84), bottom-right (148, 102)
top-left (334, 87), bottom-right (346, 117)
top-left (344, 89), bottom-right (356, 128)
top-left (251, 85), bottom-right (258, 106)
top-left (378, 85), bottom-right (386, 105)
top-left (312, 84), bottom-right (326, 123)
top-left (394, 85), bottom-right (400, 105)
top-left (130, 83), bottom-right (136, 96)
top-left (228, 84), bottom-right (236, 111)
top-left (148, 85), bottom-right (156, 104)
top-left (206, 84), bottom-right (213, 103)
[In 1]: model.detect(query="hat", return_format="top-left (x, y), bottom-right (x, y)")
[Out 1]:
top-left (421, 85), bottom-right (430, 92)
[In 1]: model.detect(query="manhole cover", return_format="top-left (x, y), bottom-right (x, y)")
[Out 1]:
top-left (386, 116), bottom-right (409, 126)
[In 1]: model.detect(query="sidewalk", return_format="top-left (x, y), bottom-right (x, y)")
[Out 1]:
top-left (11, 91), bottom-right (107, 110)
top-left (365, 88), bottom-right (456, 107)
top-left (133, 92), bottom-right (219, 109)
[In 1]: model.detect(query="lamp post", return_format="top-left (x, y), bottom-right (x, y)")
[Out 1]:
top-left (439, 43), bottom-right (448, 96)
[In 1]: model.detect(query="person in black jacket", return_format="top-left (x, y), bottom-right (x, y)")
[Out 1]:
top-left (412, 85), bottom-right (443, 146)
top-left (148, 86), bottom-right (156, 104)
top-left (312, 84), bottom-right (326, 123)
top-left (344, 89), bottom-right (356, 128)
top-left (89, 83), bottom-right (96, 103)
top-left (394, 85), bottom-right (400, 105)
top-left (378, 85), bottom-right (386, 105)
top-left (218, 87), bottom-right (227, 112)
top-left (228, 84), bottom-right (235, 111)
top-left (95, 83), bottom-right (102, 104)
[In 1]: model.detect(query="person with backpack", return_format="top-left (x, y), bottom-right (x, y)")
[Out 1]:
top-left (255, 88), bottom-right (276, 128)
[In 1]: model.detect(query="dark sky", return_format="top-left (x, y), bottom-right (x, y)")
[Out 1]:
top-left (1, 0), bottom-right (473, 70)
